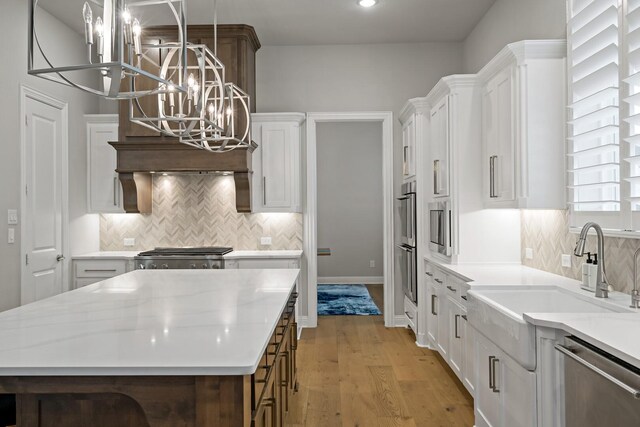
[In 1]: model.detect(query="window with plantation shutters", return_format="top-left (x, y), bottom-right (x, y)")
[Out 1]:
top-left (625, 0), bottom-right (640, 211)
top-left (568, 0), bottom-right (621, 218)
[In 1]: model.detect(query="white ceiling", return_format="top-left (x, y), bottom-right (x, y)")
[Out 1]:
top-left (40, 0), bottom-right (497, 46)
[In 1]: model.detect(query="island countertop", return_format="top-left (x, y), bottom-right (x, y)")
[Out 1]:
top-left (0, 269), bottom-right (300, 377)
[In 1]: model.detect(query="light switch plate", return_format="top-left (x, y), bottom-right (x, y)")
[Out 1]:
top-left (7, 209), bottom-right (17, 225)
top-left (124, 238), bottom-right (135, 247)
top-left (561, 254), bottom-right (572, 268)
top-left (7, 228), bottom-right (14, 244)
top-left (370, 260), bottom-right (375, 268)
top-left (261, 237), bottom-right (272, 246)
top-left (525, 248), bottom-right (533, 260)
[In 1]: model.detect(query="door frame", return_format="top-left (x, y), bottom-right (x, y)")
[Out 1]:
top-left (20, 85), bottom-right (70, 304)
top-left (304, 112), bottom-right (394, 327)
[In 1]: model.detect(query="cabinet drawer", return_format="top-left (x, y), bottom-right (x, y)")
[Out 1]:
top-left (75, 260), bottom-right (127, 278)
top-left (74, 278), bottom-right (102, 289)
top-left (404, 295), bottom-right (417, 334)
top-left (432, 268), bottom-right (446, 287)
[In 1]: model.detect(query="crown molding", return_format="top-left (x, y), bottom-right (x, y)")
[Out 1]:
top-left (425, 74), bottom-right (479, 104)
top-left (477, 39), bottom-right (567, 84)
top-left (251, 112), bottom-right (306, 124)
top-left (399, 97), bottom-right (430, 122)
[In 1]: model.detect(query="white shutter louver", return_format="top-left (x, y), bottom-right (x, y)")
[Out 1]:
top-left (568, 0), bottom-right (621, 212)
top-left (625, 0), bottom-right (640, 210)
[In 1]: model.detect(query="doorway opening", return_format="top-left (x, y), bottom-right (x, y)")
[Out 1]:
top-left (304, 112), bottom-right (394, 327)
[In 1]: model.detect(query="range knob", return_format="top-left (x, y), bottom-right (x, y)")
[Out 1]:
top-left (150, 264), bottom-right (157, 269)
top-left (190, 263), bottom-right (197, 269)
top-left (202, 264), bottom-right (208, 269)
top-left (162, 264), bottom-right (169, 269)
top-left (138, 264), bottom-right (145, 270)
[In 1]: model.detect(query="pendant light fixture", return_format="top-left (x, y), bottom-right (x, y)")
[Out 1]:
top-left (29, 0), bottom-right (189, 99)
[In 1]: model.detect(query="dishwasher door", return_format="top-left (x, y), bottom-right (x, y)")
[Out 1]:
top-left (556, 336), bottom-right (640, 427)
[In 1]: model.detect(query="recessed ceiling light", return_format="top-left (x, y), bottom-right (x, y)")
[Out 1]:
top-left (358, 0), bottom-right (378, 8)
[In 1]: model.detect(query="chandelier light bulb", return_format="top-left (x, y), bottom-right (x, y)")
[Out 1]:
top-left (95, 17), bottom-right (104, 36)
top-left (83, 2), bottom-right (93, 24)
top-left (207, 103), bottom-right (215, 114)
top-left (358, 0), bottom-right (378, 7)
top-left (132, 19), bottom-right (141, 36)
top-left (122, 8), bottom-right (132, 24)
top-left (187, 74), bottom-right (195, 87)
top-left (82, 2), bottom-right (94, 45)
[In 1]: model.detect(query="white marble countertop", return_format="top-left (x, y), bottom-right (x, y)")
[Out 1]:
top-left (223, 250), bottom-right (303, 259)
top-left (0, 269), bottom-right (299, 376)
top-left (72, 251), bottom-right (139, 260)
top-left (425, 256), bottom-right (640, 367)
top-left (524, 312), bottom-right (640, 368)
top-left (72, 250), bottom-right (303, 261)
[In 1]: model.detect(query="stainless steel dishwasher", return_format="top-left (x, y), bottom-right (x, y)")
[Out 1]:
top-left (556, 336), bottom-right (640, 426)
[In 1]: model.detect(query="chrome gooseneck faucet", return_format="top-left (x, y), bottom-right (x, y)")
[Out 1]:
top-left (574, 222), bottom-right (609, 298)
top-left (632, 247), bottom-right (640, 309)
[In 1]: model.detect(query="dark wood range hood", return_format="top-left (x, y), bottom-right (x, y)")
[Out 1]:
top-left (109, 141), bottom-right (256, 213)
top-left (113, 25), bottom-right (260, 214)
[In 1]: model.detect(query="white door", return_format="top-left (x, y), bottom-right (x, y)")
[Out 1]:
top-left (22, 89), bottom-right (67, 305)
top-left (430, 96), bottom-right (450, 197)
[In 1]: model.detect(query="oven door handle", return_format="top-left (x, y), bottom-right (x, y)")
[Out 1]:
top-left (555, 344), bottom-right (640, 399)
top-left (397, 195), bottom-right (411, 201)
top-left (396, 244), bottom-right (413, 252)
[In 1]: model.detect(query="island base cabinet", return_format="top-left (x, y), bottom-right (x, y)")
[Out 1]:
top-left (474, 332), bottom-right (536, 427)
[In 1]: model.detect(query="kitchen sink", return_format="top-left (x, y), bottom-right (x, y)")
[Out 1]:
top-left (466, 286), bottom-right (633, 370)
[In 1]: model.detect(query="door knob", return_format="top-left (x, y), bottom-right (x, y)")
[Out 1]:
top-left (56, 254), bottom-right (65, 262)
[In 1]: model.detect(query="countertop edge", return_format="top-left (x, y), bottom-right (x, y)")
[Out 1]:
top-left (72, 250), bottom-right (304, 261)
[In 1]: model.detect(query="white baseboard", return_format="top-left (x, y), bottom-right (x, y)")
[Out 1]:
top-left (318, 276), bottom-right (384, 285)
top-left (298, 315), bottom-right (309, 331)
top-left (393, 314), bottom-right (409, 328)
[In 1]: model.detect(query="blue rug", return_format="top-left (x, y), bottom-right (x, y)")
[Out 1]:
top-left (317, 284), bottom-right (381, 316)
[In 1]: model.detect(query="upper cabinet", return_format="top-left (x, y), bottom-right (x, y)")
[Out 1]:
top-left (86, 115), bottom-right (123, 214)
top-left (251, 113), bottom-right (305, 213)
top-left (399, 99), bottom-right (429, 184)
top-left (478, 40), bottom-right (567, 209)
top-left (430, 96), bottom-right (451, 198)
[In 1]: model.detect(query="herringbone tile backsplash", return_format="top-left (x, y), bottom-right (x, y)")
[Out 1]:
top-left (100, 175), bottom-right (303, 251)
top-left (521, 210), bottom-right (640, 294)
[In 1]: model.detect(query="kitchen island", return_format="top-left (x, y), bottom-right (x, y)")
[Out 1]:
top-left (0, 269), bottom-right (300, 426)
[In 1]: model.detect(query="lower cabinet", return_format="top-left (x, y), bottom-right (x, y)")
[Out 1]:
top-left (447, 298), bottom-right (464, 380)
top-left (462, 313), bottom-right (476, 395)
top-left (426, 280), bottom-right (438, 345)
top-left (251, 287), bottom-right (298, 427)
top-left (72, 259), bottom-right (134, 289)
top-left (474, 331), bottom-right (536, 427)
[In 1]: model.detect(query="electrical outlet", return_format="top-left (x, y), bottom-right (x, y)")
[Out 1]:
top-left (7, 228), bottom-right (14, 244)
top-left (124, 238), bottom-right (135, 247)
top-left (370, 260), bottom-right (375, 268)
top-left (561, 254), bottom-right (572, 268)
top-left (261, 237), bottom-right (272, 246)
top-left (525, 248), bottom-right (533, 260)
top-left (7, 209), bottom-right (17, 225)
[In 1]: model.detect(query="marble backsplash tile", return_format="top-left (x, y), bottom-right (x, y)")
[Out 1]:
top-left (521, 209), bottom-right (640, 294)
top-left (100, 175), bottom-right (303, 251)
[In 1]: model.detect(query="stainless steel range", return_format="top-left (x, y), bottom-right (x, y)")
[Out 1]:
top-left (134, 247), bottom-right (233, 270)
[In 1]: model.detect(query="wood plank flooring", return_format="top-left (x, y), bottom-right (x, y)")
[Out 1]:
top-left (287, 315), bottom-right (474, 426)
top-left (365, 284), bottom-right (384, 313)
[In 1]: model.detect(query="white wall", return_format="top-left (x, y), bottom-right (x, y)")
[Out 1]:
top-left (462, 0), bottom-right (567, 73)
top-left (317, 122), bottom-right (383, 281)
top-left (257, 42), bottom-right (463, 315)
top-left (0, 1), bottom-right (100, 312)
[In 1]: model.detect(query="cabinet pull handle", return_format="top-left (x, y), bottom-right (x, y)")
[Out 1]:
top-left (405, 311), bottom-right (414, 320)
top-left (113, 177), bottom-right (118, 206)
top-left (488, 356), bottom-right (495, 391)
top-left (454, 314), bottom-right (460, 339)
top-left (426, 272), bottom-right (434, 277)
top-left (491, 357), bottom-right (500, 393)
top-left (447, 285), bottom-right (457, 293)
top-left (433, 159), bottom-right (440, 195)
top-left (490, 155), bottom-right (498, 198)
top-left (461, 314), bottom-right (468, 321)
top-left (403, 146), bottom-right (409, 175)
top-left (431, 294), bottom-right (437, 316)
top-left (263, 176), bottom-right (266, 205)
top-left (434, 278), bottom-right (443, 284)
top-left (84, 269), bottom-right (117, 273)
top-left (461, 295), bottom-right (467, 301)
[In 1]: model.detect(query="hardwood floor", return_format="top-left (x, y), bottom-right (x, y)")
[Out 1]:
top-left (287, 315), bottom-right (475, 426)
top-left (365, 284), bottom-right (384, 312)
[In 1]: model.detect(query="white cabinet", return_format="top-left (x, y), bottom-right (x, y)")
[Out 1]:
top-left (474, 331), bottom-right (537, 427)
top-left (404, 295), bottom-right (417, 335)
top-left (426, 278), bottom-right (438, 346)
top-left (447, 297), bottom-right (464, 381)
top-left (401, 115), bottom-right (416, 180)
top-left (251, 113), bottom-right (305, 213)
top-left (430, 96), bottom-right (450, 198)
top-left (86, 115), bottom-right (122, 213)
top-left (462, 313), bottom-right (476, 396)
top-left (478, 40), bottom-right (566, 209)
top-left (72, 259), bottom-right (134, 289)
top-left (435, 283), bottom-right (449, 359)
